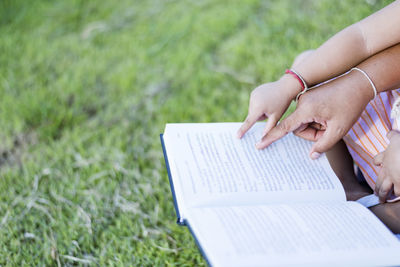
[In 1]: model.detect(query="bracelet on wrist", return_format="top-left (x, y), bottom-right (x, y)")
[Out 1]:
top-left (350, 67), bottom-right (377, 99)
top-left (285, 69), bottom-right (309, 102)
top-left (284, 67), bottom-right (377, 102)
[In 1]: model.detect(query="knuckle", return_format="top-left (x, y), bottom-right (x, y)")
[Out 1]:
top-left (250, 89), bottom-right (259, 99)
top-left (278, 116), bottom-right (295, 133)
top-left (379, 187), bottom-right (389, 196)
top-left (276, 122), bottom-right (289, 133)
top-left (244, 115), bottom-right (253, 124)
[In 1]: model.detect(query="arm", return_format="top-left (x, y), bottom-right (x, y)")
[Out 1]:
top-left (358, 44), bottom-right (400, 93)
top-left (296, 0), bottom-right (400, 88)
top-left (238, 1), bottom-right (400, 139)
top-left (326, 140), bottom-right (372, 201)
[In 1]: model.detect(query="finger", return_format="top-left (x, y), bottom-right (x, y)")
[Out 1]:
top-left (394, 184), bottom-right (400, 197)
top-left (293, 123), bottom-right (308, 134)
top-left (373, 152), bottom-right (384, 166)
top-left (294, 126), bottom-right (325, 142)
top-left (378, 178), bottom-right (393, 203)
top-left (310, 122), bottom-right (325, 131)
top-left (374, 168), bottom-right (385, 196)
top-left (262, 114), bottom-right (278, 137)
top-left (256, 110), bottom-right (306, 149)
top-left (237, 113), bottom-right (258, 139)
top-left (309, 123), bottom-right (344, 159)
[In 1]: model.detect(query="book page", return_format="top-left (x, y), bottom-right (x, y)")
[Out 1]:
top-left (163, 123), bottom-right (345, 209)
top-left (188, 202), bottom-right (400, 267)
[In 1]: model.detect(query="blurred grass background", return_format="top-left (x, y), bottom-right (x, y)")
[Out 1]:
top-left (0, 0), bottom-right (392, 265)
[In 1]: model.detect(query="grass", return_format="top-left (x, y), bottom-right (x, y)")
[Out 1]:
top-left (0, 0), bottom-right (392, 265)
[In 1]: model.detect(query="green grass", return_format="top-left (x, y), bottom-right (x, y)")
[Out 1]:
top-left (0, 0), bottom-right (392, 265)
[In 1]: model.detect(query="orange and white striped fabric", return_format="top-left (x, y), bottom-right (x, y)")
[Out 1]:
top-left (343, 89), bottom-right (400, 201)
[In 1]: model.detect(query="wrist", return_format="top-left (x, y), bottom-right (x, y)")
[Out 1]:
top-left (278, 74), bottom-right (304, 100)
top-left (346, 69), bottom-right (376, 102)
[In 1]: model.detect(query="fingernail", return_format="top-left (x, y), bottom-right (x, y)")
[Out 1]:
top-left (310, 152), bottom-right (321, 160)
top-left (255, 142), bottom-right (262, 149)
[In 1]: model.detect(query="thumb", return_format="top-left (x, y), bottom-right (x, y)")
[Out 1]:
top-left (309, 124), bottom-right (343, 159)
top-left (373, 152), bottom-right (384, 166)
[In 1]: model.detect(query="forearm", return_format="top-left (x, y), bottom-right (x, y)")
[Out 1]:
top-left (293, 42), bottom-right (400, 102)
top-left (326, 140), bottom-right (373, 201)
top-left (326, 139), bottom-right (356, 181)
top-left (333, 43), bottom-right (400, 100)
top-left (370, 203), bottom-right (400, 234)
top-left (296, 24), bottom-right (370, 86)
top-left (357, 43), bottom-right (400, 93)
top-left (284, 1), bottom-right (400, 98)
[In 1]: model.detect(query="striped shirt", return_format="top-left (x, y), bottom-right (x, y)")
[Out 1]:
top-left (343, 89), bottom-right (400, 202)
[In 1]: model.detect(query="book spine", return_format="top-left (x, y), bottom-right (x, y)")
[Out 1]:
top-left (160, 134), bottom-right (184, 226)
top-left (186, 221), bottom-right (212, 266)
top-left (177, 218), bottom-right (186, 226)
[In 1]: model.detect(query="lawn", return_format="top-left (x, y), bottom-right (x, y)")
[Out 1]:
top-left (0, 0), bottom-right (392, 265)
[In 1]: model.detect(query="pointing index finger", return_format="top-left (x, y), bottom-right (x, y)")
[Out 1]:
top-left (256, 110), bottom-right (304, 149)
top-left (237, 114), bottom-right (258, 139)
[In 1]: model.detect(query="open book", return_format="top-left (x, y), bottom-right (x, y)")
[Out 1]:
top-left (160, 123), bottom-right (400, 267)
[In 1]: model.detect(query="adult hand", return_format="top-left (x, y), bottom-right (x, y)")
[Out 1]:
top-left (373, 130), bottom-right (400, 203)
top-left (237, 76), bottom-right (301, 139)
top-left (255, 70), bottom-right (374, 159)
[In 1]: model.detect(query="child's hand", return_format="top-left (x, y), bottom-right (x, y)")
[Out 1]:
top-left (237, 76), bottom-right (301, 140)
top-left (373, 130), bottom-right (400, 203)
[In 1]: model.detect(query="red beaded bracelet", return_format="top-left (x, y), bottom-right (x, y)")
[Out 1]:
top-left (285, 69), bottom-right (309, 101)
top-left (285, 69), bottom-right (305, 90)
